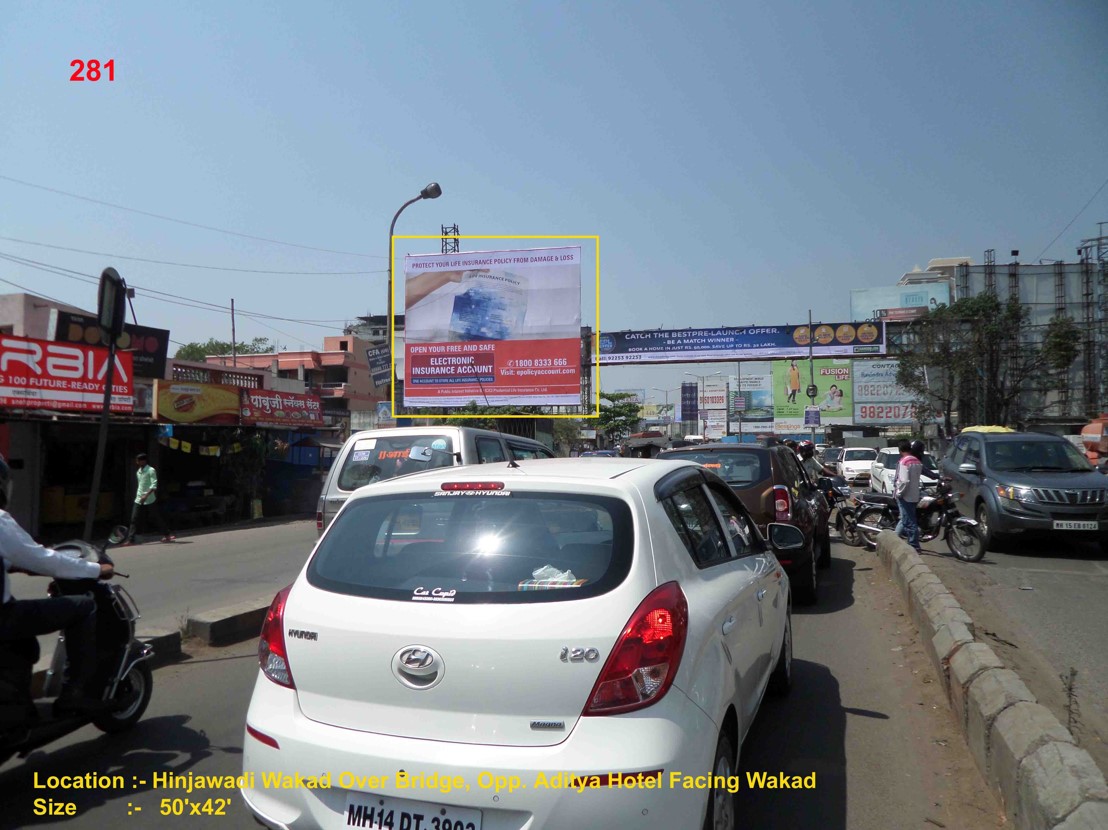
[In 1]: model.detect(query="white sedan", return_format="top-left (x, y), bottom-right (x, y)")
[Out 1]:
top-left (870, 448), bottom-right (939, 494)
top-left (837, 447), bottom-right (878, 485)
top-left (242, 457), bottom-right (803, 830)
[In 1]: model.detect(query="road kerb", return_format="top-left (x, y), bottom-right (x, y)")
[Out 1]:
top-left (1018, 742), bottom-right (1108, 830)
top-left (873, 530), bottom-right (1108, 830)
top-left (139, 628), bottom-right (182, 668)
top-left (186, 598), bottom-right (272, 647)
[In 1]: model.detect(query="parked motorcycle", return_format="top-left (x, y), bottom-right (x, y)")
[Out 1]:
top-left (855, 480), bottom-right (985, 562)
top-left (0, 526), bottom-right (154, 766)
top-left (818, 475), bottom-right (861, 547)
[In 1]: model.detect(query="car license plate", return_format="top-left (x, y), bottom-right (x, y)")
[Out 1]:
top-left (344, 792), bottom-right (481, 830)
top-left (1053, 520), bottom-right (1098, 531)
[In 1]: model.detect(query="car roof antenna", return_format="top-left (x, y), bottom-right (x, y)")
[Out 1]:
top-left (471, 364), bottom-right (521, 468)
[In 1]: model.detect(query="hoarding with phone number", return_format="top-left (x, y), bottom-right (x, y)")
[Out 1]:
top-left (403, 247), bottom-right (582, 407)
top-left (853, 360), bottom-right (916, 424)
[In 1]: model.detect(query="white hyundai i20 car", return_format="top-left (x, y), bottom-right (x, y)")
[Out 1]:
top-left (242, 457), bottom-right (802, 830)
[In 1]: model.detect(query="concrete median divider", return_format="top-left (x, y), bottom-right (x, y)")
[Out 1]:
top-left (186, 597), bottom-right (273, 647)
top-left (873, 530), bottom-right (1108, 829)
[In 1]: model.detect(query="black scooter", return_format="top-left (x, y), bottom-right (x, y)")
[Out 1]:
top-left (0, 526), bottom-right (154, 767)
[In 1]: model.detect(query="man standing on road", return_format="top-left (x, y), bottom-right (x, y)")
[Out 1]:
top-left (893, 440), bottom-right (923, 553)
top-left (124, 453), bottom-right (175, 545)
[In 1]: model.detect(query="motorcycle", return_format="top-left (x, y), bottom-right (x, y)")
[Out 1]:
top-left (818, 475), bottom-right (862, 547)
top-left (855, 479), bottom-right (985, 562)
top-left (0, 526), bottom-right (154, 766)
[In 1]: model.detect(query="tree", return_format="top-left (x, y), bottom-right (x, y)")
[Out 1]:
top-left (174, 337), bottom-right (275, 361)
top-left (417, 401), bottom-right (544, 431)
top-left (598, 391), bottom-right (642, 442)
top-left (553, 419), bottom-right (583, 453)
top-left (896, 296), bottom-right (1082, 431)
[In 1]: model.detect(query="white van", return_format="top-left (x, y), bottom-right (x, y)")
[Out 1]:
top-left (316, 426), bottom-right (556, 534)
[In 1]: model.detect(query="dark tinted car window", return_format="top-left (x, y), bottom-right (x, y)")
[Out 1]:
top-left (310, 493), bottom-right (630, 603)
top-left (706, 485), bottom-right (759, 558)
top-left (662, 450), bottom-right (770, 488)
top-left (476, 437), bottom-right (507, 463)
top-left (508, 442), bottom-right (555, 460)
top-left (985, 439), bottom-right (1092, 472)
top-left (662, 485), bottom-right (733, 567)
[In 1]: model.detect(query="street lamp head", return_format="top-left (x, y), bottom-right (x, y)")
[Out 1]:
top-left (421, 182), bottom-right (442, 200)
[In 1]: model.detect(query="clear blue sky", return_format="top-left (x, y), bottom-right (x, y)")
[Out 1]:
top-left (2, 1), bottom-right (1105, 402)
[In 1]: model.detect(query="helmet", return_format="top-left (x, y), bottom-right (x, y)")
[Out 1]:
top-left (797, 440), bottom-right (815, 458)
top-left (909, 440), bottom-right (925, 458)
top-left (0, 453), bottom-right (10, 509)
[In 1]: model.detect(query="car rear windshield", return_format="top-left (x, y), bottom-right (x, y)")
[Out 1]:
top-left (663, 450), bottom-right (770, 488)
top-left (985, 440), bottom-right (1093, 473)
top-left (337, 434), bottom-right (455, 491)
top-left (843, 449), bottom-right (876, 461)
top-left (308, 492), bottom-right (633, 604)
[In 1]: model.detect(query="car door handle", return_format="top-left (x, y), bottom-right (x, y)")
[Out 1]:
top-left (756, 588), bottom-right (767, 601)
top-left (722, 616), bottom-right (736, 635)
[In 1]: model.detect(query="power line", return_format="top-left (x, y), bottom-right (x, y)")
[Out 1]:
top-left (0, 276), bottom-right (72, 305)
top-left (0, 235), bottom-right (386, 275)
top-left (0, 251), bottom-right (349, 327)
top-left (0, 173), bottom-right (385, 259)
top-left (1034, 173), bottom-right (1108, 261)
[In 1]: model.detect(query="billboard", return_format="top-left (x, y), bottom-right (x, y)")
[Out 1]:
top-left (850, 284), bottom-right (950, 323)
top-left (772, 359), bottom-right (854, 432)
top-left (240, 389), bottom-right (324, 429)
top-left (50, 309), bottom-right (170, 379)
top-left (596, 322), bottom-right (884, 365)
top-left (853, 359), bottom-right (916, 425)
top-left (153, 380), bottom-right (240, 425)
top-left (366, 344), bottom-right (392, 388)
top-left (680, 382), bottom-right (699, 422)
top-left (0, 334), bottom-right (134, 413)
top-left (402, 247), bottom-right (582, 407)
top-left (735, 372), bottom-right (773, 426)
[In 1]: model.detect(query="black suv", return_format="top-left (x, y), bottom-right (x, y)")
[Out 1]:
top-left (658, 443), bottom-right (831, 604)
top-left (941, 431), bottom-right (1108, 553)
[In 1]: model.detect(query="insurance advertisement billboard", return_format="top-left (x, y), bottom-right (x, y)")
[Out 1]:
top-left (0, 334), bottom-right (134, 413)
top-left (853, 359), bottom-right (916, 424)
top-left (771, 358), bottom-right (854, 432)
top-left (403, 247), bottom-right (582, 406)
top-left (849, 284), bottom-right (950, 323)
top-left (596, 322), bottom-right (884, 365)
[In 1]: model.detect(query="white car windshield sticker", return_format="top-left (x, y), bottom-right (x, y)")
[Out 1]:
top-left (350, 450), bottom-right (373, 462)
top-left (412, 587), bottom-right (457, 603)
top-left (352, 438), bottom-right (377, 451)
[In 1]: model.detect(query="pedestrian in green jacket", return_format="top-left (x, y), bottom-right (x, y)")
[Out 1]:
top-left (123, 453), bottom-right (175, 544)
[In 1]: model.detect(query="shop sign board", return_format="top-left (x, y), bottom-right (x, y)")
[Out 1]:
top-left (0, 334), bottom-right (134, 413)
top-left (240, 389), bottom-right (324, 429)
top-left (50, 309), bottom-right (170, 379)
top-left (153, 380), bottom-right (240, 425)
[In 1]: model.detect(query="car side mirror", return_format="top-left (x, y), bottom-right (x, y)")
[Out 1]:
top-left (768, 523), bottom-right (805, 551)
top-left (408, 446), bottom-right (433, 462)
top-left (957, 462), bottom-right (978, 475)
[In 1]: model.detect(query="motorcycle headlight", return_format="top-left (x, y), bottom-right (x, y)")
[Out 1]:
top-left (836, 486), bottom-right (852, 495)
top-left (996, 484), bottom-right (1036, 503)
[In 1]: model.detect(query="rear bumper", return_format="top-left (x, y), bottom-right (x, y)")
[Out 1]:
top-left (241, 672), bottom-right (719, 830)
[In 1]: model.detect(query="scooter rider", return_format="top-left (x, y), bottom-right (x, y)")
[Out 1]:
top-left (798, 440), bottom-right (836, 480)
top-left (0, 453), bottom-right (116, 714)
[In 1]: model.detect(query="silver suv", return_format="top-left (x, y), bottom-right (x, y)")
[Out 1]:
top-left (941, 431), bottom-right (1108, 553)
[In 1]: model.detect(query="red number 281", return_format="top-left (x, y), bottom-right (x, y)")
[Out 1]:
top-left (70, 59), bottom-right (115, 82)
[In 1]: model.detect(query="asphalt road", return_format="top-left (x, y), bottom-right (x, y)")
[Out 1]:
top-left (923, 533), bottom-right (1108, 776)
top-left (0, 539), bottom-right (1003, 830)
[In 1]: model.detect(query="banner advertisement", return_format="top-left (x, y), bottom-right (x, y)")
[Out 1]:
top-left (680, 382), bottom-right (699, 423)
top-left (402, 247), bottom-right (582, 407)
top-left (701, 412), bottom-right (727, 440)
top-left (772, 359), bottom-right (854, 432)
top-left (596, 321), bottom-right (884, 364)
top-left (0, 334), bottom-right (134, 413)
top-left (50, 310), bottom-right (170, 379)
top-left (153, 380), bottom-right (240, 425)
top-left (853, 359), bottom-right (916, 424)
top-left (735, 373), bottom-right (773, 424)
top-left (850, 284), bottom-right (950, 323)
top-left (366, 344), bottom-right (392, 388)
top-left (698, 377), bottom-right (729, 412)
top-left (240, 389), bottom-right (324, 429)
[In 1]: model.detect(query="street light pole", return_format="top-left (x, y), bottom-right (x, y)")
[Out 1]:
top-left (386, 182), bottom-right (442, 413)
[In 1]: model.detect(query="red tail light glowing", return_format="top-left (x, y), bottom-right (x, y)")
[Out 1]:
top-left (258, 585), bottom-right (295, 689)
top-left (315, 511), bottom-right (324, 531)
top-left (774, 485), bottom-right (791, 521)
top-left (584, 582), bottom-right (688, 716)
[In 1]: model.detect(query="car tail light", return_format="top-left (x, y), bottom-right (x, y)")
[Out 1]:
top-left (774, 485), bottom-right (791, 521)
top-left (584, 582), bottom-right (688, 716)
top-left (440, 481), bottom-right (505, 491)
top-left (259, 585), bottom-right (295, 689)
top-left (315, 511), bottom-right (324, 531)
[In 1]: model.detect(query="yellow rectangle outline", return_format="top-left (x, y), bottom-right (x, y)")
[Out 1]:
top-left (390, 235), bottom-right (600, 420)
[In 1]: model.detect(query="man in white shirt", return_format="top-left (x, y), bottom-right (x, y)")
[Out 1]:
top-left (0, 454), bottom-right (116, 714)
